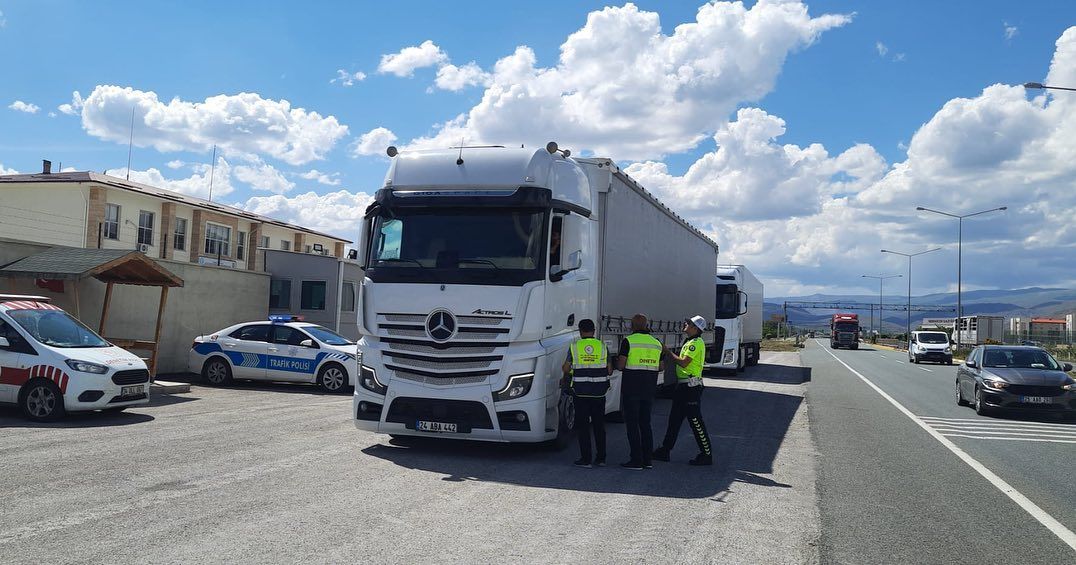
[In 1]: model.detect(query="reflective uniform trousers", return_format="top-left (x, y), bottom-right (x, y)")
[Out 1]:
top-left (661, 384), bottom-right (712, 456)
top-left (575, 395), bottom-right (606, 463)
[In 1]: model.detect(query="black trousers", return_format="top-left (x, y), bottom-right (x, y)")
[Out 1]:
top-left (622, 393), bottom-right (654, 465)
top-left (661, 384), bottom-right (711, 456)
top-left (575, 395), bottom-right (606, 462)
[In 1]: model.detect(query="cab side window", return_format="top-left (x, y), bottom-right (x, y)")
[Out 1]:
top-left (230, 325), bottom-right (270, 342)
top-left (0, 318), bottom-right (35, 355)
top-left (270, 326), bottom-right (311, 346)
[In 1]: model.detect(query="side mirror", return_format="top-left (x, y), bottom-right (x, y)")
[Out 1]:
top-left (965, 360), bottom-right (977, 369)
top-left (0, 336), bottom-right (9, 348)
top-left (550, 251), bottom-right (582, 282)
top-left (1063, 363), bottom-right (1073, 372)
top-left (299, 339), bottom-right (316, 348)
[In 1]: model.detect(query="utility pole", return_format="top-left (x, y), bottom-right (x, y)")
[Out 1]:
top-left (862, 274), bottom-right (901, 339)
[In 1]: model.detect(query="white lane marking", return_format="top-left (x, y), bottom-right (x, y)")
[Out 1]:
top-left (930, 427), bottom-right (1076, 438)
top-left (918, 367), bottom-right (933, 372)
top-left (921, 417), bottom-right (1076, 430)
top-left (815, 340), bottom-right (1076, 551)
top-left (938, 434), bottom-right (1076, 445)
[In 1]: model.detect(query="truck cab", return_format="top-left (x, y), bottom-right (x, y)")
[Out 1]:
top-left (830, 313), bottom-right (860, 350)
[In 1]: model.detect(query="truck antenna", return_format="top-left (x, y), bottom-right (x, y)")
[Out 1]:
top-left (456, 137), bottom-right (465, 165)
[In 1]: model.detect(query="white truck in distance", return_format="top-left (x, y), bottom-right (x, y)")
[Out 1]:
top-left (352, 144), bottom-right (719, 443)
top-left (709, 265), bottom-right (763, 373)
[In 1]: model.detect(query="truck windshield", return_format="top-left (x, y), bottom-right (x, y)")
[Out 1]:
top-left (834, 322), bottom-right (858, 332)
top-left (7, 309), bottom-right (110, 348)
top-left (367, 208), bottom-right (547, 286)
top-left (715, 284), bottom-right (739, 319)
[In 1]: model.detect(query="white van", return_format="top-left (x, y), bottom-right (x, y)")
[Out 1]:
top-left (0, 294), bottom-right (151, 421)
top-left (908, 330), bottom-right (953, 365)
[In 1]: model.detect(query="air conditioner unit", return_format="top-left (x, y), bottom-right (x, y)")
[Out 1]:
top-left (138, 243), bottom-right (150, 253)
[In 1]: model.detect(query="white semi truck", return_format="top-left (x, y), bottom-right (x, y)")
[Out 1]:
top-left (709, 265), bottom-right (763, 373)
top-left (352, 144), bottom-right (719, 443)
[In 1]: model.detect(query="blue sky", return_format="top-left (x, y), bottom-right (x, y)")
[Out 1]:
top-left (2, 1), bottom-right (1075, 296)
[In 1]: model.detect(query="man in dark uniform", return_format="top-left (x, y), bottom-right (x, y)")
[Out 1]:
top-left (561, 318), bottom-right (612, 468)
top-left (653, 315), bottom-right (713, 466)
top-left (616, 314), bottom-right (664, 470)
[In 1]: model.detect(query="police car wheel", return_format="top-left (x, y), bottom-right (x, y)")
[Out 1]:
top-left (20, 380), bottom-right (65, 422)
top-left (203, 358), bottom-right (233, 386)
top-left (318, 364), bottom-right (348, 393)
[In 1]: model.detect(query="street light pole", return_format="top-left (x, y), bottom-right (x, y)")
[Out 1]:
top-left (916, 206), bottom-right (1007, 350)
top-left (862, 274), bottom-right (901, 339)
top-left (881, 247), bottom-right (942, 342)
top-left (1024, 82), bottom-right (1076, 92)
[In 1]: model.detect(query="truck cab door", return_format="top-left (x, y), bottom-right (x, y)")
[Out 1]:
top-left (544, 212), bottom-right (587, 338)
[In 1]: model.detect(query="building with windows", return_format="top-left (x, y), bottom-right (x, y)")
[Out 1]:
top-left (0, 163), bottom-right (350, 267)
top-left (263, 249), bottom-right (362, 338)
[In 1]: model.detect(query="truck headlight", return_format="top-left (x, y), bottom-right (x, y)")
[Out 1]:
top-left (494, 373), bottom-right (534, 402)
top-left (359, 364), bottom-right (386, 395)
top-left (722, 349), bottom-right (735, 364)
top-left (65, 359), bottom-right (109, 374)
top-left (944, 346), bottom-right (952, 353)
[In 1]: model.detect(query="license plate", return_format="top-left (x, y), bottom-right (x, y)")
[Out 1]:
top-left (121, 385), bottom-right (144, 396)
top-left (416, 420), bottom-right (457, 433)
top-left (1022, 396), bottom-right (1051, 404)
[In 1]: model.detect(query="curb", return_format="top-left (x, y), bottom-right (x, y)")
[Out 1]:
top-left (152, 380), bottom-right (192, 394)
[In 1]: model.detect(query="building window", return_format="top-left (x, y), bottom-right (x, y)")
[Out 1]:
top-left (204, 223), bottom-right (231, 257)
top-left (174, 218), bottom-right (188, 251)
top-left (301, 281), bottom-right (326, 310)
top-left (269, 279), bottom-right (291, 309)
top-left (260, 235), bottom-right (270, 248)
top-left (341, 281), bottom-right (356, 312)
top-left (280, 240), bottom-right (291, 251)
top-left (137, 211), bottom-right (155, 247)
top-left (237, 231), bottom-right (246, 261)
top-left (104, 204), bottom-right (120, 240)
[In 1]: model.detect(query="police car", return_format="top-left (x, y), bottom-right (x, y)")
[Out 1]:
top-left (0, 294), bottom-right (151, 421)
top-left (188, 316), bottom-right (358, 393)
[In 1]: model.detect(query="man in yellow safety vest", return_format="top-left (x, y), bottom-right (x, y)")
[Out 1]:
top-left (616, 314), bottom-right (664, 470)
top-left (561, 318), bottom-right (613, 468)
top-left (653, 315), bottom-right (713, 466)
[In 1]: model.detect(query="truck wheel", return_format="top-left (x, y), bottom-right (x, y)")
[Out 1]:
top-left (851, 343), bottom-right (859, 350)
top-left (317, 363), bottom-right (349, 393)
top-left (746, 345), bottom-right (759, 366)
top-left (202, 357), bottom-right (233, 386)
top-left (20, 379), bottom-right (66, 422)
top-left (550, 392), bottom-right (576, 450)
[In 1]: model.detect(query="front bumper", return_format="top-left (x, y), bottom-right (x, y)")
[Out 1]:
top-left (979, 388), bottom-right (1076, 412)
top-left (64, 371), bottom-right (151, 411)
top-left (913, 350), bottom-right (952, 363)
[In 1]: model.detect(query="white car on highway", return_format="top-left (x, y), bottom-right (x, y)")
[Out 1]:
top-left (0, 294), bottom-right (151, 421)
top-left (189, 316), bottom-right (358, 393)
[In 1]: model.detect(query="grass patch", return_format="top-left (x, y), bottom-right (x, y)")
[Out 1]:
top-left (762, 338), bottom-right (803, 352)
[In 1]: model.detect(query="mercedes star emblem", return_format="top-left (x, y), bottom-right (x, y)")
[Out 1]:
top-left (425, 309), bottom-right (457, 342)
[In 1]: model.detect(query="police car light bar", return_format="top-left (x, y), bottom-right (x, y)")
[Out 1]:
top-left (269, 314), bottom-right (304, 323)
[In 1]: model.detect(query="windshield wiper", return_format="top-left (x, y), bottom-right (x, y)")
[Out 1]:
top-left (459, 258), bottom-right (500, 270)
top-left (375, 258), bottom-right (426, 268)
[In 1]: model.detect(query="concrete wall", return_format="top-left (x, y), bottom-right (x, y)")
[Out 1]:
top-left (0, 240), bottom-right (268, 374)
top-left (0, 184), bottom-right (88, 247)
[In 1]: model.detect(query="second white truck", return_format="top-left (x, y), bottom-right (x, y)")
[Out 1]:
top-left (708, 265), bottom-right (763, 372)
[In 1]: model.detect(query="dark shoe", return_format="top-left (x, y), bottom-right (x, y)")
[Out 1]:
top-left (574, 458), bottom-right (592, 468)
top-left (620, 460), bottom-right (644, 470)
top-left (651, 447), bottom-right (671, 462)
top-left (688, 454), bottom-right (713, 466)
top-left (594, 458), bottom-right (606, 467)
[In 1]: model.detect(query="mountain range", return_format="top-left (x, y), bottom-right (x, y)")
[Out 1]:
top-left (763, 287), bottom-right (1076, 332)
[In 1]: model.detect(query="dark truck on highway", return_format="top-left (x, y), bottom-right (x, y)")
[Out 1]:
top-left (831, 313), bottom-right (860, 350)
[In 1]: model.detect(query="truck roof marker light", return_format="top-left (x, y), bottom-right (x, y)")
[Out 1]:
top-left (546, 141), bottom-right (558, 154)
top-left (386, 146), bottom-right (398, 157)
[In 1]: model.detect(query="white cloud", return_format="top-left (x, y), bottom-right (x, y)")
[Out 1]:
top-left (0, 163), bottom-right (18, 175)
top-left (635, 26), bottom-right (1076, 297)
top-left (105, 156), bottom-right (234, 200)
top-left (893, 52), bottom-right (906, 62)
top-left (48, 111), bottom-right (56, 118)
top-left (1004, 22), bottom-right (1018, 40)
top-left (352, 126), bottom-right (398, 156)
top-left (243, 190), bottom-right (373, 242)
top-left (876, 41), bottom-right (888, 56)
top-left (80, 85), bottom-right (349, 165)
top-left (0, 10), bottom-right (6, 28)
top-left (331, 69), bottom-right (367, 86)
top-left (8, 100), bottom-right (40, 114)
top-left (233, 161), bottom-right (295, 194)
top-left (57, 91), bottom-right (83, 115)
top-left (434, 62), bottom-right (491, 91)
top-left (299, 169), bottom-right (342, 186)
top-left (166, 159), bottom-right (185, 169)
top-left (378, 40), bottom-right (448, 77)
top-left (402, 1), bottom-right (851, 160)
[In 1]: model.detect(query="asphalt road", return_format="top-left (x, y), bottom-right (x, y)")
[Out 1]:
top-left (0, 353), bottom-right (818, 564)
top-left (802, 340), bottom-right (1076, 564)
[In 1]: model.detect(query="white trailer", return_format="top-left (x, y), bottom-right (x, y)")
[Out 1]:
top-left (352, 145), bottom-right (718, 443)
top-left (953, 315), bottom-right (1005, 345)
top-left (709, 265), bottom-right (764, 372)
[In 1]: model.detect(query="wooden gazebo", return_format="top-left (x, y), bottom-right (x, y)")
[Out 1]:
top-left (0, 247), bottom-right (184, 376)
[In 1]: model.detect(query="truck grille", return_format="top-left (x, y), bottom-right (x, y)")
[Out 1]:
top-left (375, 312), bottom-right (511, 384)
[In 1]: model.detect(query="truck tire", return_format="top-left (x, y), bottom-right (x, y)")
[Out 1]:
top-left (851, 343), bottom-right (859, 350)
top-left (547, 392), bottom-right (576, 450)
top-left (746, 344), bottom-right (759, 366)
